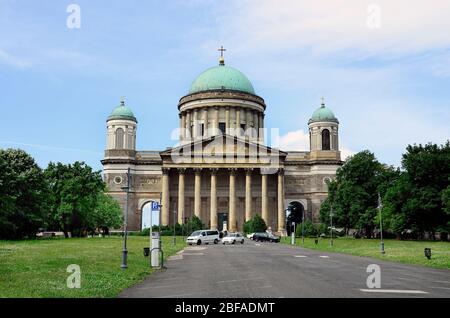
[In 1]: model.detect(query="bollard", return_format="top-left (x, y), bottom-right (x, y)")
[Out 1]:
top-left (424, 248), bottom-right (431, 260)
top-left (143, 247), bottom-right (150, 257)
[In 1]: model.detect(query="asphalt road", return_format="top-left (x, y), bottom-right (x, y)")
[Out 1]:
top-left (119, 240), bottom-right (450, 298)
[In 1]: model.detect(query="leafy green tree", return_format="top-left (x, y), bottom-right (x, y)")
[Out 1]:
top-left (89, 192), bottom-right (122, 235)
top-left (320, 151), bottom-right (398, 237)
top-left (295, 219), bottom-right (317, 237)
top-left (243, 214), bottom-right (267, 234)
top-left (286, 201), bottom-right (304, 235)
top-left (383, 142), bottom-right (450, 238)
top-left (0, 149), bottom-right (48, 239)
top-left (45, 161), bottom-right (104, 237)
top-left (183, 215), bottom-right (205, 234)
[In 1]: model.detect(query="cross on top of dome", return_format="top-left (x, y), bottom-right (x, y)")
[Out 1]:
top-left (218, 45), bottom-right (226, 65)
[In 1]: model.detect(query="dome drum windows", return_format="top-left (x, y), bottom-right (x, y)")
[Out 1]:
top-left (115, 128), bottom-right (124, 149)
top-left (321, 129), bottom-right (331, 150)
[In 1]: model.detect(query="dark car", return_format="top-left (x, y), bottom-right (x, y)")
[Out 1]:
top-left (253, 232), bottom-right (280, 243)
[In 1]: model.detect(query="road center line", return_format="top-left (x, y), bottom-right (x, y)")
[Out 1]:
top-left (294, 255), bottom-right (307, 258)
top-left (359, 289), bottom-right (428, 294)
top-left (319, 256), bottom-right (330, 258)
top-left (216, 277), bottom-right (264, 284)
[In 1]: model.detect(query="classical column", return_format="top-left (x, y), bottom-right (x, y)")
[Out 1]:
top-left (261, 170), bottom-right (269, 226)
top-left (277, 169), bottom-right (285, 233)
top-left (186, 111), bottom-right (191, 140)
top-left (229, 168), bottom-right (237, 232)
top-left (180, 112), bottom-right (186, 141)
top-left (259, 113), bottom-right (265, 144)
top-left (193, 109), bottom-right (198, 139)
top-left (230, 107), bottom-right (236, 136)
top-left (245, 168), bottom-right (253, 222)
top-left (161, 168), bottom-right (170, 226)
top-left (236, 107), bottom-right (241, 136)
top-left (194, 168), bottom-right (202, 218)
top-left (214, 106), bottom-right (219, 136)
top-left (246, 109), bottom-right (253, 139)
top-left (210, 168), bottom-right (218, 229)
top-left (203, 108), bottom-right (208, 137)
top-left (225, 107), bottom-right (230, 134)
top-left (177, 168), bottom-right (185, 224)
top-left (253, 111), bottom-right (259, 140)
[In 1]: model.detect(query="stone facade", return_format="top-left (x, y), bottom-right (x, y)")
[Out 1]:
top-left (102, 70), bottom-right (342, 235)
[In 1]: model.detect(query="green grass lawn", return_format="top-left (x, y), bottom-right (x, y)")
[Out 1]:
top-left (281, 236), bottom-right (450, 270)
top-left (0, 236), bottom-right (186, 298)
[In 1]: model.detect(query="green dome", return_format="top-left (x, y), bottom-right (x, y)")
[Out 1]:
top-left (189, 64), bottom-right (255, 95)
top-left (309, 102), bottom-right (338, 124)
top-left (107, 100), bottom-right (137, 122)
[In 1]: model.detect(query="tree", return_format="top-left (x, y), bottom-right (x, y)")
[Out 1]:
top-left (89, 192), bottom-right (122, 235)
top-left (286, 201), bottom-right (304, 234)
top-left (383, 142), bottom-right (450, 238)
top-left (319, 150), bottom-right (398, 237)
top-left (243, 214), bottom-right (267, 234)
top-left (45, 161), bottom-right (105, 237)
top-left (0, 149), bottom-right (48, 239)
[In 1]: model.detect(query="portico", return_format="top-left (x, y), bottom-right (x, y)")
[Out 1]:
top-left (159, 166), bottom-right (286, 232)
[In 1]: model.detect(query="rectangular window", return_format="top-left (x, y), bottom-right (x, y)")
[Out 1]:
top-left (200, 123), bottom-right (204, 136)
top-left (219, 122), bottom-right (226, 134)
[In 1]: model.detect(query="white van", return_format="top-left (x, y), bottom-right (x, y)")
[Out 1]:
top-left (186, 230), bottom-right (220, 245)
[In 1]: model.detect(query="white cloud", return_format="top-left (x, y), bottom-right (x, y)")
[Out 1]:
top-left (0, 49), bottom-right (32, 69)
top-left (279, 129), bottom-right (356, 160)
top-left (218, 0), bottom-right (450, 57)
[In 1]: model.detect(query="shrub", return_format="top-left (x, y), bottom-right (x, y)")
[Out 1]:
top-left (295, 220), bottom-right (318, 237)
top-left (243, 214), bottom-right (267, 234)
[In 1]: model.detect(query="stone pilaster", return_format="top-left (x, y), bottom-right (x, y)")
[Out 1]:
top-left (161, 168), bottom-right (170, 226)
top-left (245, 168), bottom-right (253, 222)
top-left (194, 168), bottom-right (202, 218)
top-left (177, 168), bottom-right (185, 224)
top-left (210, 168), bottom-right (218, 229)
top-left (229, 168), bottom-right (237, 232)
top-left (261, 170), bottom-right (269, 226)
top-left (277, 169), bottom-right (286, 233)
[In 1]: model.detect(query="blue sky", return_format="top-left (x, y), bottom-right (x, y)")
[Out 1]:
top-left (1, 0), bottom-right (449, 170)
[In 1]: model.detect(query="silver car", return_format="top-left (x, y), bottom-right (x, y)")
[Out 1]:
top-left (222, 232), bottom-right (245, 245)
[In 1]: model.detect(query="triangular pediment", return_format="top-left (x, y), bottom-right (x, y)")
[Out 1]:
top-left (160, 134), bottom-right (286, 166)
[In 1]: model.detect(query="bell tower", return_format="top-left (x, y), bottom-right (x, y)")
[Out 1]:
top-left (105, 97), bottom-right (137, 157)
top-left (308, 98), bottom-right (340, 161)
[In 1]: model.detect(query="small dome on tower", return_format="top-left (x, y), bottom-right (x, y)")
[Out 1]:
top-left (107, 98), bottom-right (137, 122)
top-left (308, 99), bottom-right (338, 124)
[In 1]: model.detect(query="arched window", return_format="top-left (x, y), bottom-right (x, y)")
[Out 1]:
top-left (115, 128), bottom-right (124, 149)
top-left (322, 129), bottom-right (330, 150)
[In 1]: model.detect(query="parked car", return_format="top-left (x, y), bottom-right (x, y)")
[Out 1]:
top-left (186, 230), bottom-right (220, 245)
top-left (246, 233), bottom-right (255, 239)
top-left (253, 232), bottom-right (280, 243)
top-left (222, 232), bottom-right (245, 244)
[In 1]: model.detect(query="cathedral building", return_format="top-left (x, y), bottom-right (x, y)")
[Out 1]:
top-left (101, 54), bottom-right (342, 235)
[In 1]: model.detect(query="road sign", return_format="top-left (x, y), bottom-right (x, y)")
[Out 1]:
top-left (151, 201), bottom-right (160, 210)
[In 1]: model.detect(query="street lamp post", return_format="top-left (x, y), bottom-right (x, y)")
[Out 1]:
top-left (378, 192), bottom-right (385, 254)
top-left (301, 211), bottom-right (305, 245)
top-left (173, 210), bottom-right (177, 246)
top-left (330, 205), bottom-right (334, 247)
top-left (121, 167), bottom-right (131, 269)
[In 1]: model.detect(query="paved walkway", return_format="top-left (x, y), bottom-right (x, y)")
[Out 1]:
top-left (119, 241), bottom-right (450, 298)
